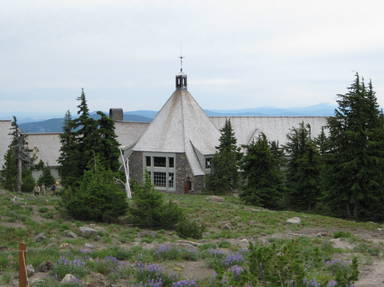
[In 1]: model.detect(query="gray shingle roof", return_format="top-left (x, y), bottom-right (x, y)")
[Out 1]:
top-left (133, 88), bottom-right (220, 176)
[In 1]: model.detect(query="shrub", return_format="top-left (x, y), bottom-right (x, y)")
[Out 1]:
top-left (61, 159), bottom-right (128, 222)
top-left (129, 175), bottom-right (184, 229)
top-left (333, 231), bottom-right (352, 239)
top-left (38, 165), bottom-right (55, 187)
top-left (21, 171), bottom-right (35, 193)
top-left (51, 256), bottom-right (88, 280)
top-left (176, 219), bottom-right (205, 239)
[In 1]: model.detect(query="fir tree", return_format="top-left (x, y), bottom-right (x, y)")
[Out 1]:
top-left (240, 133), bottom-right (283, 209)
top-left (206, 119), bottom-right (241, 194)
top-left (285, 122), bottom-right (321, 210)
top-left (38, 163), bottom-right (55, 187)
top-left (58, 111), bottom-right (79, 186)
top-left (1, 117), bottom-right (33, 191)
top-left (61, 157), bottom-right (128, 222)
top-left (326, 74), bottom-right (384, 220)
top-left (95, 111), bottom-right (120, 171)
top-left (72, 89), bottom-right (98, 176)
top-left (58, 90), bottom-right (121, 186)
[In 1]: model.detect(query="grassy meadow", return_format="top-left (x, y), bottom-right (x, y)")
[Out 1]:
top-left (0, 189), bottom-right (383, 286)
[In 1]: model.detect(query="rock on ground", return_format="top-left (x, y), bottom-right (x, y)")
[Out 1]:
top-left (207, 195), bottom-right (225, 202)
top-left (286, 217), bottom-right (301, 224)
top-left (65, 230), bottom-right (78, 238)
top-left (61, 274), bottom-right (81, 284)
top-left (34, 233), bottom-right (46, 242)
top-left (26, 264), bottom-right (35, 277)
top-left (79, 226), bottom-right (98, 238)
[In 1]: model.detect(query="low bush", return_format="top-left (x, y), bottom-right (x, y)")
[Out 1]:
top-left (21, 171), bottom-right (35, 193)
top-left (61, 160), bottom-right (128, 222)
top-left (51, 256), bottom-right (89, 280)
top-left (176, 219), bottom-right (205, 239)
top-left (129, 175), bottom-right (184, 230)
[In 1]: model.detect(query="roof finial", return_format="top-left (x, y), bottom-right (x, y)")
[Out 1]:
top-left (179, 55), bottom-right (183, 73)
top-left (179, 42), bottom-right (184, 72)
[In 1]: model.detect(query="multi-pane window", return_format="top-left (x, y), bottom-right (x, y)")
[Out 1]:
top-left (169, 157), bottom-right (174, 168)
top-left (154, 172), bottom-right (166, 187)
top-left (205, 157), bottom-right (212, 169)
top-left (146, 156), bottom-right (151, 167)
top-left (144, 153), bottom-right (176, 191)
top-left (154, 156), bottom-right (166, 167)
top-left (168, 172), bottom-right (174, 188)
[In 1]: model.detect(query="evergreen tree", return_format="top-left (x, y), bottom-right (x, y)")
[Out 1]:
top-left (285, 122), bottom-right (321, 210)
top-left (58, 111), bottom-right (79, 186)
top-left (206, 119), bottom-right (241, 194)
top-left (38, 163), bottom-right (55, 187)
top-left (95, 111), bottom-right (120, 171)
top-left (58, 90), bottom-right (121, 186)
top-left (1, 117), bottom-right (33, 191)
top-left (326, 74), bottom-right (384, 220)
top-left (61, 157), bottom-right (128, 222)
top-left (240, 133), bottom-right (283, 209)
top-left (72, 89), bottom-right (98, 176)
top-left (129, 173), bottom-right (184, 229)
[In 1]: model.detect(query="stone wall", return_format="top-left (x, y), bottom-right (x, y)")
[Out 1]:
top-left (176, 153), bottom-right (205, 193)
top-left (130, 151), bottom-right (205, 193)
top-left (129, 151), bottom-right (144, 184)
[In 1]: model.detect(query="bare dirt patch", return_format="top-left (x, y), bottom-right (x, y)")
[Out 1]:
top-left (356, 260), bottom-right (384, 287)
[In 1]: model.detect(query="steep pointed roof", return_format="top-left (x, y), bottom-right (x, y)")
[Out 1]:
top-left (133, 77), bottom-right (220, 175)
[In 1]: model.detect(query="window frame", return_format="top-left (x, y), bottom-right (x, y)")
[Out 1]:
top-left (143, 152), bottom-right (176, 191)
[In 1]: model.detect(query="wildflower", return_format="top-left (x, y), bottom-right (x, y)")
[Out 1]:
top-left (325, 259), bottom-right (347, 266)
top-left (229, 265), bottom-right (243, 277)
top-left (105, 255), bottom-right (120, 265)
top-left (223, 253), bottom-right (244, 266)
top-left (207, 249), bottom-right (226, 256)
top-left (155, 244), bottom-right (173, 255)
top-left (171, 279), bottom-right (198, 287)
top-left (327, 280), bottom-right (337, 287)
top-left (303, 278), bottom-right (320, 287)
top-left (145, 278), bottom-right (163, 287)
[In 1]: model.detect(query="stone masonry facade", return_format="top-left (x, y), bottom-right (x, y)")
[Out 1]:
top-left (129, 151), bottom-right (205, 193)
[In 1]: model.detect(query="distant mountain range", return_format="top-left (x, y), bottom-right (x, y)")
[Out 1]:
top-left (19, 104), bottom-right (336, 133)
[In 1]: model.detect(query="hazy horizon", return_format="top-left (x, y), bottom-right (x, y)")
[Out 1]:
top-left (2, 0), bottom-right (384, 116)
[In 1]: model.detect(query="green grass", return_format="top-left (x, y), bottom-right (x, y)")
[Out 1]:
top-left (0, 189), bottom-right (383, 286)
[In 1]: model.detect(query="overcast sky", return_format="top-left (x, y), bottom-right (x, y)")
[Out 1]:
top-left (1, 0), bottom-right (384, 118)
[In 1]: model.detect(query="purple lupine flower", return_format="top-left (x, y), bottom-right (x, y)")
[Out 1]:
top-left (303, 278), bottom-right (320, 287)
top-left (207, 249), bottom-right (226, 256)
top-left (155, 244), bottom-right (173, 255)
top-left (325, 259), bottom-right (347, 266)
top-left (105, 255), bottom-right (120, 265)
top-left (145, 264), bottom-right (162, 273)
top-left (171, 279), bottom-right (198, 287)
top-left (57, 256), bottom-right (85, 267)
top-left (223, 253), bottom-right (244, 266)
top-left (327, 280), bottom-right (337, 287)
top-left (145, 278), bottom-right (163, 287)
top-left (229, 265), bottom-right (244, 276)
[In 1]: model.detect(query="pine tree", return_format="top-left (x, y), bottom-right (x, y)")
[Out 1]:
top-left (95, 111), bottom-right (120, 171)
top-left (58, 90), bottom-right (121, 186)
top-left (72, 89), bottom-right (98, 175)
top-left (285, 122), bottom-right (321, 210)
top-left (240, 133), bottom-right (283, 209)
top-left (326, 74), bottom-right (384, 220)
top-left (206, 119), bottom-right (241, 194)
top-left (58, 111), bottom-right (79, 186)
top-left (1, 117), bottom-right (33, 192)
top-left (38, 163), bottom-right (55, 187)
top-left (61, 157), bottom-right (128, 222)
